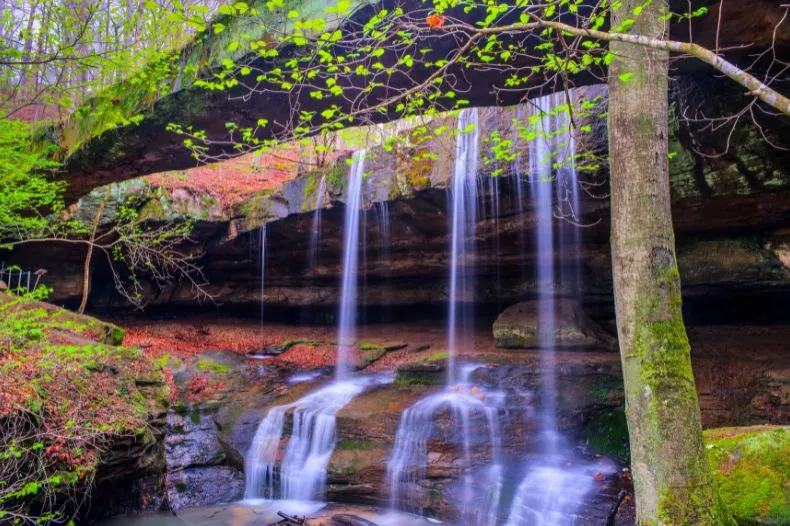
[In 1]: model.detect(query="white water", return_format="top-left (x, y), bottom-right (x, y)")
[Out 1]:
top-left (377, 200), bottom-right (393, 321)
top-left (244, 375), bottom-right (391, 501)
top-left (447, 108), bottom-right (480, 383)
top-left (336, 150), bottom-right (367, 379)
top-left (388, 111), bottom-right (506, 524)
top-left (503, 93), bottom-right (588, 525)
top-left (504, 466), bottom-right (594, 526)
top-left (245, 150), bottom-right (376, 504)
top-left (528, 93), bottom-right (559, 452)
top-left (387, 366), bottom-right (505, 525)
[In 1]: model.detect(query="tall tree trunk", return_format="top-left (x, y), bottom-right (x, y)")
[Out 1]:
top-left (78, 188), bottom-right (110, 315)
top-left (19, 1), bottom-right (40, 91)
top-left (607, 2), bottom-right (734, 524)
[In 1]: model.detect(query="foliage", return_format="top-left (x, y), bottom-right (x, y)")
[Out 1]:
top-left (0, 292), bottom-right (164, 525)
top-left (153, 0), bottom-right (787, 175)
top-left (0, 123), bottom-right (209, 309)
top-left (0, 120), bottom-right (64, 241)
top-left (0, 1), bottom-right (222, 123)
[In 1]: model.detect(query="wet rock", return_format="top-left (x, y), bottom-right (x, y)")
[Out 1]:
top-left (165, 411), bottom-right (225, 470)
top-left (165, 466), bottom-right (244, 511)
top-left (492, 299), bottom-right (616, 350)
top-left (331, 514), bottom-right (379, 526)
top-left (395, 359), bottom-right (447, 385)
top-left (704, 426), bottom-right (790, 525)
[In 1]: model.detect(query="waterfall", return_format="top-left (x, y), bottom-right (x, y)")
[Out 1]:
top-left (244, 149), bottom-right (386, 504)
top-left (504, 466), bottom-right (594, 526)
top-left (244, 377), bottom-right (386, 501)
top-left (388, 110), bottom-right (505, 524)
top-left (336, 150), bottom-right (366, 379)
top-left (504, 93), bottom-right (591, 525)
top-left (387, 366), bottom-right (505, 524)
top-left (513, 105), bottom-right (529, 286)
top-left (447, 108), bottom-right (479, 383)
top-left (529, 93), bottom-right (559, 452)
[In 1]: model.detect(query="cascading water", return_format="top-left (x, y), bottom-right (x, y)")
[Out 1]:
top-left (387, 366), bottom-right (505, 524)
top-left (336, 150), bottom-right (366, 379)
top-left (504, 93), bottom-right (591, 525)
top-left (244, 376), bottom-right (390, 501)
top-left (529, 93), bottom-right (559, 452)
top-left (244, 150), bottom-right (384, 504)
top-left (387, 109), bottom-right (506, 524)
top-left (447, 108), bottom-right (480, 382)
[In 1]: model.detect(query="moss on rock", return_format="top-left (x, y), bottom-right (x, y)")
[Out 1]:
top-left (705, 426), bottom-right (790, 525)
top-left (195, 358), bottom-right (231, 375)
top-left (581, 407), bottom-right (630, 462)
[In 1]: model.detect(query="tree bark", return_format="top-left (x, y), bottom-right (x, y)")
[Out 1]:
top-left (77, 187), bottom-right (110, 315)
top-left (607, 2), bottom-right (734, 524)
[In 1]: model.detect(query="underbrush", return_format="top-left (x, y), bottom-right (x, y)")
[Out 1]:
top-left (0, 291), bottom-right (164, 525)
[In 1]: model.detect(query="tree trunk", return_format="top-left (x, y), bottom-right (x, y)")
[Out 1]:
top-left (77, 188), bottom-right (110, 315)
top-left (607, 2), bottom-right (734, 524)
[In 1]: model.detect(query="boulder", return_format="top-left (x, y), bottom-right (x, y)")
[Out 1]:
top-left (705, 426), bottom-right (790, 525)
top-left (395, 359), bottom-right (447, 386)
top-left (165, 411), bottom-right (225, 470)
top-left (165, 466), bottom-right (244, 511)
top-left (492, 299), bottom-right (615, 350)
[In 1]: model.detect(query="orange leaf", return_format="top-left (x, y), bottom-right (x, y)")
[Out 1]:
top-left (426, 14), bottom-right (446, 29)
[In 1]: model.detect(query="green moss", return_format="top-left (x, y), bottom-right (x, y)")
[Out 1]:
top-left (302, 172), bottom-right (318, 206)
top-left (195, 358), bottom-right (231, 375)
top-left (358, 342), bottom-right (381, 351)
top-left (420, 351), bottom-right (448, 362)
top-left (172, 400), bottom-right (188, 414)
top-left (154, 353), bottom-right (183, 369)
top-left (138, 197), bottom-right (168, 221)
top-left (581, 407), bottom-right (630, 462)
top-left (189, 410), bottom-right (201, 425)
top-left (704, 426), bottom-right (790, 525)
top-left (356, 348), bottom-right (387, 370)
top-left (592, 375), bottom-right (624, 402)
top-left (105, 325), bottom-right (126, 346)
top-left (325, 161), bottom-right (346, 190)
top-left (403, 149), bottom-right (433, 189)
top-left (395, 370), bottom-right (445, 386)
top-left (336, 438), bottom-right (374, 451)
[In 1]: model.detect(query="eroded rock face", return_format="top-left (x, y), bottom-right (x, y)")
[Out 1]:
top-left (165, 466), bottom-right (244, 510)
top-left (165, 411), bottom-right (225, 472)
top-left (94, 321), bottom-right (785, 521)
top-left (492, 299), bottom-right (616, 350)
top-left (15, 80), bottom-right (790, 324)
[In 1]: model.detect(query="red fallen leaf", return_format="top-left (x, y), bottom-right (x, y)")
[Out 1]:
top-left (426, 14), bottom-right (446, 29)
top-left (594, 472), bottom-right (606, 481)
